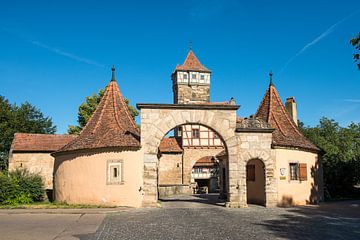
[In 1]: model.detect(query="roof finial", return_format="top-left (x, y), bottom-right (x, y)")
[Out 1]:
top-left (269, 70), bottom-right (273, 86)
top-left (111, 65), bottom-right (116, 81)
top-left (189, 40), bottom-right (192, 50)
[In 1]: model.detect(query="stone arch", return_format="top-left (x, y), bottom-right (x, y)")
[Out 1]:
top-left (246, 158), bottom-right (266, 205)
top-left (238, 148), bottom-right (277, 207)
top-left (138, 105), bottom-right (239, 207)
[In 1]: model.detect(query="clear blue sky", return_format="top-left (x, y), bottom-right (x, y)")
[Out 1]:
top-left (0, 0), bottom-right (359, 133)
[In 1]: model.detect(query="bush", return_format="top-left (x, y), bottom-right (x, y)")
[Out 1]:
top-left (0, 168), bottom-right (44, 205)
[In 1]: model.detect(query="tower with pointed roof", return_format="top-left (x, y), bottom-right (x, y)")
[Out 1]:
top-left (172, 49), bottom-right (211, 104)
top-left (255, 73), bottom-right (318, 152)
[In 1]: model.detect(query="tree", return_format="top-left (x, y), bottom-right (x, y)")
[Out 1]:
top-left (0, 96), bottom-right (56, 170)
top-left (68, 88), bottom-right (139, 134)
top-left (350, 33), bottom-right (360, 70)
top-left (300, 118), bottom-right (360, 198)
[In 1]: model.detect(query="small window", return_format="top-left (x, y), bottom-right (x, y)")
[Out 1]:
top-left (107, 160), bottom-right (123, 184)
top-left (183, 74), bottom-right (188, 79)
top-left (289, 163), bottom-right (299, 180)
top-left (247, 165), bottom-right (255, 181)
top-left (192, 129), bottom-right (200, 139)
top-left (192, 74), bottom-right (197, 79)
top-left (200, 75), bottom-right (205, 80)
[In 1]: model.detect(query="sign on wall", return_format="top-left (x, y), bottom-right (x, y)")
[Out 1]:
top-left (280, 168), bottom-right (286, 180)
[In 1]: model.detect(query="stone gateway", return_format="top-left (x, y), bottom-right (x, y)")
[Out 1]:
top-left (9, 50), bottom-right (323, 207)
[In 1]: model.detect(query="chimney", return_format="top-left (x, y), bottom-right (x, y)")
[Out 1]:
top-left (285, 97), bottom-right (298, 126)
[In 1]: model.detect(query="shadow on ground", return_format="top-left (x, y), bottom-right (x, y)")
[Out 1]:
top-left (159, 193), bottom-right (226, 207)
top-left (257, 200), bottom-right (360, 240)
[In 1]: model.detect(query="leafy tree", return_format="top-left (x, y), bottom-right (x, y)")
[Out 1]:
top-left (68, 88), bottom-right (139, 134)
top-left (301, 118), bottom-right (360, 198)
top-left (0, 96), bottom-right (56, 170)
top-left (350, 33), bottom-right (360, 69)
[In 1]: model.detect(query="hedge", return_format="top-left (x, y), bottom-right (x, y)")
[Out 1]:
top-left (0, 168), bottom-right (44, 205)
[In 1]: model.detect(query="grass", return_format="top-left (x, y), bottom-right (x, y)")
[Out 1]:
top-left (0, 201), bottom-right (117, 209)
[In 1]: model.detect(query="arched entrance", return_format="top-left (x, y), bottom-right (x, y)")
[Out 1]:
top-left (192, 156), bottom-right (219, 194)
top-left (246, 159), bottom-right (266, 205)
top-left (137, 103), bottom-right (239, 207)
top-left (157, 123), bottom-right (228, 206)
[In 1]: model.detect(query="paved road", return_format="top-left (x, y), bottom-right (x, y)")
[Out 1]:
top-left (0, 210), bottom-right (110, 240)
top-left (87, 195), bottom-right (359, 240)
top-left (0, 196), bottom-right (359, 240)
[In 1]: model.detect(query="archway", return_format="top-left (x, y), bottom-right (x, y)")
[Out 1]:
top-left (137, 103), bottom-right (239, 207)
top-left (246, 159), bottom-right (266, 206)
top-left (157, 123), bottom-right (228, 206)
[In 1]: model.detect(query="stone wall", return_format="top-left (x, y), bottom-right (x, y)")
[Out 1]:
top-left (173, 84), bottom-right (210, 104)
top-left (158, 153), bottom-right (183, 185)
top-left (9, 152), bottom-right (54, 190)
top-left (232, 132), bottom-right (277, 207)
top-left (158, 185), bottom-right (192, 198)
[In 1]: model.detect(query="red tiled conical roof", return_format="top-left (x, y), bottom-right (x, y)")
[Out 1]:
top-left (255, 82), bottom-right (319, 152)
top-left (55, 69), bottom-right (140, 154)
top-left (175, 50), bottom-right (210, 72)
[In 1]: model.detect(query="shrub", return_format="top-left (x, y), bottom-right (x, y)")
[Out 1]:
top-left (0, 168), bottom-right (45, 205)
top-left (0, 171), bottom-right (16, 203)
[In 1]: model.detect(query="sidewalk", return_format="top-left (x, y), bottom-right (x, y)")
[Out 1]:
top-left (0, 207), bottom-right (131, 215)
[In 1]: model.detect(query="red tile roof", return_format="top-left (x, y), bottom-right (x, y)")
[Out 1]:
top-left (174, 50), bottom-right (211, 72)
top-left (11, 133), bottom-right (76, 152)
top-left (193, 156), bottom-right (216, 167)
top-left (159, 137), bottom-right (182, 153)
top-left (55, 76), bottom-right (140, 154)
top-left (255, 83), bottom-right (319, 152)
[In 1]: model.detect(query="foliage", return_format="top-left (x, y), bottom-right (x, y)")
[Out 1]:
top-left (300, 118), bottom-right (360, 198)
top-left (0, 168), bottom-right (45, 205)
top-left (350, 33), bottom-right (360, 70)
top-left (0, 96), bottom-right (56, 170)
top-left (68, 88), bottom-right (139, 134)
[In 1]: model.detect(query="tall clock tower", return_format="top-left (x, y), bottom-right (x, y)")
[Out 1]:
top-left (172, 50), bottom-right (211, 104)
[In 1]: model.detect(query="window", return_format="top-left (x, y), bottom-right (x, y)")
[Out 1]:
top-left (107, 160), bottom-right (123, 184)
top-left (192, 74), bottom-right (197, 79)
top-left (183, 74), bottom-right (188, 79)
top-left (200, 75), bottom-right (205, 80)
top-left (247, 165), bottom-right (255, 181)
top-left (289, 163), bottom-right (298, 180)
top-left (192, 129), bottom-right (200, 139)
top-left (289, 163), bottom-right (307, 181)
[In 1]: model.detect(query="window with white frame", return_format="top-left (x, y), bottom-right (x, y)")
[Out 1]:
top-left (289, 163), bottom-right (299, 180)
top-left (107, 160), bottom-right (123, 184)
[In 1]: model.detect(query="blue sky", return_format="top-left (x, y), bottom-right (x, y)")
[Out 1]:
top-left (0, 0), bottom-right (359, 133)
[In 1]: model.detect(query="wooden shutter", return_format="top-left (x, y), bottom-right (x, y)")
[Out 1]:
top-left (299, 163), bottom-right (307, 181)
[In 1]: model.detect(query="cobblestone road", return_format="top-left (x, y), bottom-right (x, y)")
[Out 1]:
top-left (82, 196), bottom-right (360, 240)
